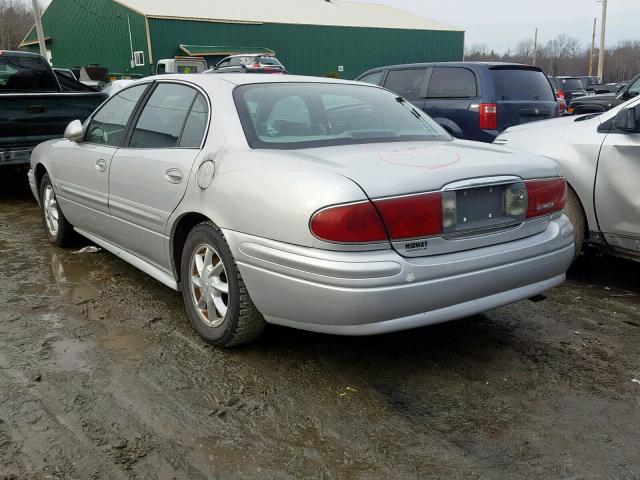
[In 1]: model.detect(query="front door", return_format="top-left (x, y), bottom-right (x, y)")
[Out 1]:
top-left (108, 82), bottom-right (210, 270)
top-left (595, 101), bottom-right (640, 255)
top-left (54, 84), bottom-right (148, 239)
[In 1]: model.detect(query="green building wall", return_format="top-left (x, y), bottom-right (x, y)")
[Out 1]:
top-left (22, 0), bottom-right (464, 80)
top-left (149, 18), bottom-right (464, 79)
top-left (22, 0), bottom-right (150, 77)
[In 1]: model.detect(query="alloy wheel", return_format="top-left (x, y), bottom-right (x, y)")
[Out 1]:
top-left (189, 244), bottom-right (229, 328)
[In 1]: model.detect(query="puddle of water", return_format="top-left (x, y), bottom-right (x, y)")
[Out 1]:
top-left (51, 338), bottom-right (93, 372)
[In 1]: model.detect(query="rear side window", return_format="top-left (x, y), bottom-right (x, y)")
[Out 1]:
top-left (0, 55), bottom-right (58, 92)
top-left (492, 69), bottom-right (555, 101)
top-left (427, 67), bottom-right (476, 98)
top-left (129, 83), bottom-right (197, 148)
top-left (179, 94), bottom-right (209, 148)
top-left (358, 71), bottom-right (384, 86)
top-left (85, 85), bottom-right (147, 147)
top-left (384, 68), bottom-right (428, 101)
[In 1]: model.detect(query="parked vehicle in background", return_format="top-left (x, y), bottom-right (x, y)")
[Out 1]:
top-left (356, 62), bottom-right (559, 142)
top-left (156, 57), bottom-right (208, 75)
top-left (207, 54), bottom-right (287, 74)
top-left (549, 76), bottom-right (587, 103)
top-left (0, 51), bottom-right (107, 170)
top-left (102, 79), bottom-right (135, 97)
top-left (568, 74), bottom-right (640, 115)
top-left (495, 96), bottom-right (640, 262)
top-left (54, 68), bottom-right (77, 81)
top-left (580, 75), bottom-right (599, 91)
top-left (28, 74), bottom-right (573, 346)
top-left (557, 96), bottom-right (568, 115)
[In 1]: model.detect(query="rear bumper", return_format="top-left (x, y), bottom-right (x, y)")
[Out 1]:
top-left (0, 148), bottom-right (32, 167)
top-left (223, 214), bottom-right (575, 335)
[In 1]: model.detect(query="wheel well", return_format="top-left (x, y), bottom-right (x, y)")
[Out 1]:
top-left (567, 182), bottom-right (588, 239)
top-left (34, 164), bottom-right (47, 192)
top-left (171, 212), bottom-right (210, 282)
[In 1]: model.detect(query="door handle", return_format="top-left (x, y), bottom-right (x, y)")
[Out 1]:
top-left (165, 168), bottom-right (183, 184)
top-left (95, 159), bottom-right (107, 172)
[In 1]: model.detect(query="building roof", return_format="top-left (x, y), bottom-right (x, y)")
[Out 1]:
top-left (113, 0), bottom-right (461, 31)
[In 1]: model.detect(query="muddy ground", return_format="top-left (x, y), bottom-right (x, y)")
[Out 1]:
top-left (0, 173), bottom-right (639, 480)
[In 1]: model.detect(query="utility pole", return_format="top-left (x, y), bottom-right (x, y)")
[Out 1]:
top-left (597, 0), bottom-right (608, 83)
top-left (532, 28), bottom-right (538, 66)
top-left (589, 17), bottom-right (597, 76)
top-left (31, 0), bottom-right (47, 59)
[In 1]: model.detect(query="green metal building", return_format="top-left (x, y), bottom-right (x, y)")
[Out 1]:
top-left (21, 0), bottom-right (464, 79)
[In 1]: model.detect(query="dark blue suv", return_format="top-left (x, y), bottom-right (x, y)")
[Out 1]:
top-left (356, 62), bottom-right (559, 143)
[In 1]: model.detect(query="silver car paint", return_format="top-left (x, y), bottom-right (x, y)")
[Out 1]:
top-left (30, 74), bottom-right (575, 335)
top-left (495, 96), bottom-right (640, 261)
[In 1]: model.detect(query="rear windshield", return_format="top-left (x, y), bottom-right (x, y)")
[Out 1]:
top-left (0, 55), bottom-right (58, 93)
top-left (491, 69), bottom-right (554, 101)
top-left (257, 56), bottom-right (282, 66)
top-left (234, 82), bottom-right (451, 149)
top-left (556, 78), bottom-right (584, 90)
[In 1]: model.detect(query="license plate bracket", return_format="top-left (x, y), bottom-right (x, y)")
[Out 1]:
top-left (442, 182), bottom-right (527, 235)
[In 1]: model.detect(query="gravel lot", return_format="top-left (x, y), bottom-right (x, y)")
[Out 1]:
top-left (1, 174), bottom-right (639, 479)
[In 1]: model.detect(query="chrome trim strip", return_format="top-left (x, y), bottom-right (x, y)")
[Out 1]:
top-left (442, 175), bottom-right (522, 191)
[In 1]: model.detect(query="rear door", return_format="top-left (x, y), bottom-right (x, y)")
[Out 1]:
top-left (594, 101), bottom-right (640, 254)
top-left (424, 66), bottom-right (478, 140)
top-left (490, 67), bottom-right (558, 131)
top-left (108, 82), bottom-right (210, 269)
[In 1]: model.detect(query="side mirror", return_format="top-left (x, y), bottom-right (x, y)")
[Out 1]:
top-left (64, 120), bottom-right (84, 142)
top-left (613, 107), bottom-right (639, 133)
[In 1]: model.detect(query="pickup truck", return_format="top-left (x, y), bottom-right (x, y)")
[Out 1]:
top-left (569, 73), bottom-right (640, 115)
top-left (0, 50), bottom-right (107, 169)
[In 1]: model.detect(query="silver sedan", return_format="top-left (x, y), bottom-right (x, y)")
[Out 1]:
top-left (28, 75), bottom-right (574, 346)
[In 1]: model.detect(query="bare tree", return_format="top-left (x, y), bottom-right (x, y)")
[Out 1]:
top-left (0, 0), bottom-right (39, 50)
top-left (514, 38), bottom-right (535, 64)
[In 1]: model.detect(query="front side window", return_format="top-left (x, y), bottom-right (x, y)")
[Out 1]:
top-left (234, 82), bottom-right (450, 149)
top-left (85, 84), bottom-right (147, 146)
top-left (427, 67), bottom-right (477, 99)
top-left (628, 78), bottom-right (640, 97)
top-left (384, 69), bottom-right (428, 100)
top-left (129, 84), bottom-right (206, 149)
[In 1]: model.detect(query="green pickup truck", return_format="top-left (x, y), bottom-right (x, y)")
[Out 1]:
top-left (0, 50), bottom-right (107, 169)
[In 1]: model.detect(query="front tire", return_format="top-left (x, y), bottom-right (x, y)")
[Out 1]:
top-left (180, 222), bottom-right (265, 347)
top-left (39, 173), bottom-right (77, 247)
top-left (564, 187), bottom-right (586, 260)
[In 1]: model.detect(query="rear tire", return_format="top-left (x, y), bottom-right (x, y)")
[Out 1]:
top-left (564, 187), bottom-right (586, 260)
top-left (39, 173), bottom-right (78, 247)
top-left (180, 221), bottom-right (265, 347)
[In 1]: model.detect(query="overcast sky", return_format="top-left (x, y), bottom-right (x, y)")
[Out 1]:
top-left (353, 0), bottom-right (640, 53)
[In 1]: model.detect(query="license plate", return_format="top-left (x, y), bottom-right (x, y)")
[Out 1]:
top-left (442, 182), bottom-right (527, 235)
top-left (0, 149), bottom-right (32, 164)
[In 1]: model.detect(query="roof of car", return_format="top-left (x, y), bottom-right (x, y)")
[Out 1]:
top-left (141, 73), bottom-right (366, 88)
top-left (0, 50), bottom-right (44, 58)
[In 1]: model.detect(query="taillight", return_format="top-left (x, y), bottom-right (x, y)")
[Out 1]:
top-left (526, 178), bottom-right (567, 218)
top-left (556, 90), bottom-right (565, 99)
top-left (310, 201), bottom-right (387, 243)
top-left (253, 63), bottom-right (261, 68)
top-left (374, 192), bottom-right (443, 240)
top-left (479, 103), bottom-right (497, 130)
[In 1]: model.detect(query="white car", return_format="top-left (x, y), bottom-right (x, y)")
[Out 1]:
top-left (101, 80), bottom-right (135, 97)
top-left (495, 96), bottom-right (640, 262)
